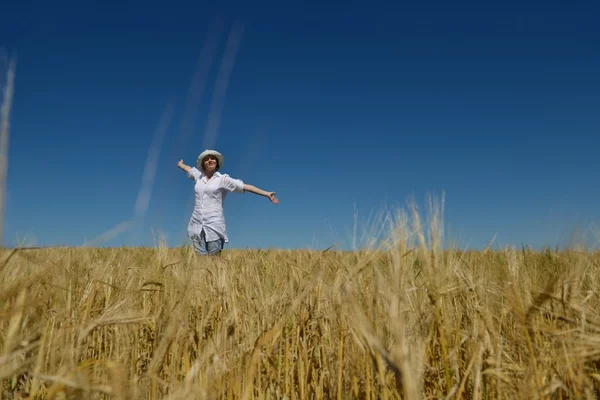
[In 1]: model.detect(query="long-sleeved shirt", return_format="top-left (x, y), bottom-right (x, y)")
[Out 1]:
top-left (186, 167), bottom-right (245, 243)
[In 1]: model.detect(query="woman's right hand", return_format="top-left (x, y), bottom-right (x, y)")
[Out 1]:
top-left (178, 159), bottom-right (192, 173)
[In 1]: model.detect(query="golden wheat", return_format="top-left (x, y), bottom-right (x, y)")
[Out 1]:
top-left (1, 221), bottom-right (600, 400)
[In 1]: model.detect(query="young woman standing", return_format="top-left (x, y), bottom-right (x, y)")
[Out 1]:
top-left (177, 149), bottom-right (279, 255)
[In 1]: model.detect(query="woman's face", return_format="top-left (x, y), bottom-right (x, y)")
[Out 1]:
top-left (203, 155), bottom-right (218, 172)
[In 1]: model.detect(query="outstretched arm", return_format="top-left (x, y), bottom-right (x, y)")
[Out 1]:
top-left (177, 159), bottom-right (192, 173)
top-left (243, 184), bottom-right (279, 204)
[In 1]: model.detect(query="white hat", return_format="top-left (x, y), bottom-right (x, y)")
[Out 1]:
top-left (197, 149), bottom-right (224, 170)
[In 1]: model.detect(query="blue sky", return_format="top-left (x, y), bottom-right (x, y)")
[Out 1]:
top-left (2, 0), bottom-right (599, 250)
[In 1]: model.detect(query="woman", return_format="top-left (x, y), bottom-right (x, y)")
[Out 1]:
top-left (177, 149), bottom-right (279, 255)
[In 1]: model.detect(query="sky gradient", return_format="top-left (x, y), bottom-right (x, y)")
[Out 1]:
top-left (2, 0), bottom-right (599, 250)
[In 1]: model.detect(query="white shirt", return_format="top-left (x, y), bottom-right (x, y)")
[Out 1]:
top-left (186, 167), bottom-right (245, 243)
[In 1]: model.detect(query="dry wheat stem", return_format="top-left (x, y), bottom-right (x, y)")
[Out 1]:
top-left (0, 56), bottom-right (16, 246)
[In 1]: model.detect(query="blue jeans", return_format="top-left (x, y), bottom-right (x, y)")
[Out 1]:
top-left (189, 229), bottom-right (225, 256)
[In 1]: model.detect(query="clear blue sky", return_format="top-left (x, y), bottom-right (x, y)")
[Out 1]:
top-left (2, 0), bottom-right (599, 250)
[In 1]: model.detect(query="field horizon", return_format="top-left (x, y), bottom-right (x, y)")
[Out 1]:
top-left (2, 205), bottom-right (600, 399)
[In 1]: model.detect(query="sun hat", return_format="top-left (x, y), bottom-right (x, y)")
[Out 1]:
top-left (197, 149), bottom-right (224, 170)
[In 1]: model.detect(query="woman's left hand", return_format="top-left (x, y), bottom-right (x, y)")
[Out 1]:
top-left (267, 192), bottom-right (279, 204)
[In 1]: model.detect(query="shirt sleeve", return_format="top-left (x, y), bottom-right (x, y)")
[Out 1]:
top-left (187, 167), bottom-right (202, 181)
top-left (220, 174), bottom-right (245, 193)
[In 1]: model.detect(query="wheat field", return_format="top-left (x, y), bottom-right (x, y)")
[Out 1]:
top-left (1, 207), bottom-right (599, 400)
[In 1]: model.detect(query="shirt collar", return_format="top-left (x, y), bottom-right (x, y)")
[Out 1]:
top-left (201, 170), bottom-right (221, 181)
